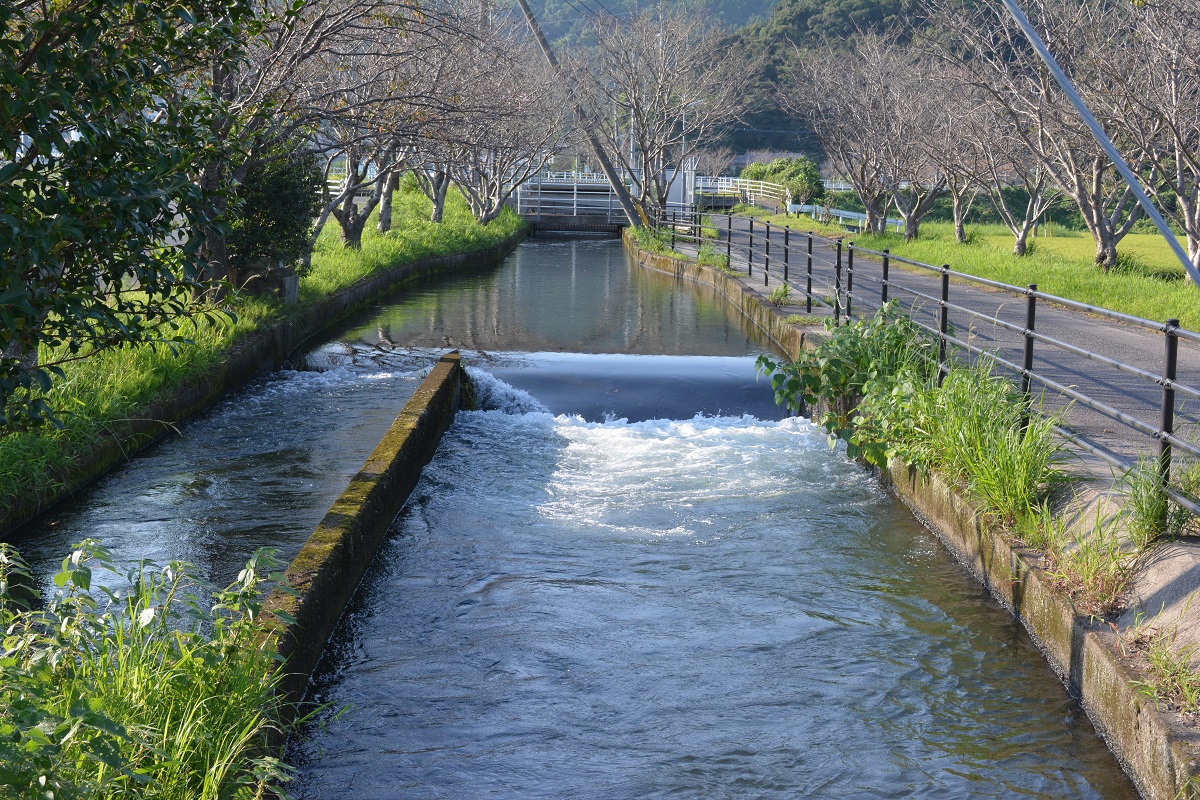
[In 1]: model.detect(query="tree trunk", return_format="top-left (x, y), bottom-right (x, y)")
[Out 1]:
top-left (952, 194), bottom-right (969, 243)
top-left (431, 173), bottom-right (449, 223)
top-left (340, 213), bottom-right (367, 249)
top-left (195, 162), bottom-right (230, 299)
top-left (377, 173), bottom-right (399, 234)
top-left (1094, 236), bottom-right (1117, 270)
top-left (1013, 230), bottom-right (1030, 256)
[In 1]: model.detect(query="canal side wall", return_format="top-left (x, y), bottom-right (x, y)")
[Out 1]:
top-left (619, 230), bottom-right (808, 361)
top-left (1, 230), bottom-right (525, 539)
top-left (263, 351), bottom-right (464, 704)
top-left (622, 232), bottom-right (1200, 800)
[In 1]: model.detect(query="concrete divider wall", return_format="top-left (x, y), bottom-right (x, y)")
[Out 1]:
top-left (1, 230), bottom-right (525, 538)
top-left (623, 231), bottom-right (1200, 800)
top-left (264, 352), bottom-right (465, 703)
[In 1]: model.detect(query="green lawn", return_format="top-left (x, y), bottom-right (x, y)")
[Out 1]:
top-left (738, 207), bottom-right (1200, 330)
top-left (0, 189), bottom-right (523, 521)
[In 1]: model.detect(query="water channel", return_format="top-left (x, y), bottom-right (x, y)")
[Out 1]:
top-left (10, 238), bottom-right (1136, 797)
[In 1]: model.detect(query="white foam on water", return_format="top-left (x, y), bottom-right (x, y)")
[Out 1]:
top-left (466, 366), bottom-right (550, 415)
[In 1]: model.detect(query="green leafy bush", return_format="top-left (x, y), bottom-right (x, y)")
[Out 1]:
top-left (228, 142), bottom-right (325, 281)
top-left (757, 305), bottom-right (1064, 521)
top-left (0, 542), bottom-right (296, 800)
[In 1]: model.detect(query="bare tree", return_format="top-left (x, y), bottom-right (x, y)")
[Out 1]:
top-left (1084, 0), bottom-right (1200, 273)
top-left (445, 26), bottom-right (570, 224)
top-left (782, 39), bottom-right (893, 235)
top-left (876, 44), bottom-right (949, 241)
top-left (930, 0), bottom-right (1142, 269)
top-left (695, 147), bottom-right (738, 177)
top-left (969, 99), bottom-right (1060, 256)
top-left (576, 3), bottom-right (752, 218)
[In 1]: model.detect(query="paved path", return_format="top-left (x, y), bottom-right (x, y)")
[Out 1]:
top-left (682, 215), bottom-right (1200, 485)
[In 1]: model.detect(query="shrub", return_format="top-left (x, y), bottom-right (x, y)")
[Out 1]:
top-left (0, 542), bottom-right (296, 800)
top-left (758, 306), bottom-right (1064, 521)
top-left (227, 141), bottom-right (324, 282)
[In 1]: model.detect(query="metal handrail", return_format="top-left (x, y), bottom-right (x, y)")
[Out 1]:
top-left (651, 209), bottom-right (1200, 510)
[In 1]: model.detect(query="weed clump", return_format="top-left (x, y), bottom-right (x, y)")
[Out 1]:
top-left (0, 542), bottom-right (298, 799)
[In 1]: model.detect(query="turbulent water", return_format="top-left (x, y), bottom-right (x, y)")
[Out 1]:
top-left (9, 238), bottom-right (1137, 796)
top-left (288, 372), bottom-right (1135, 799)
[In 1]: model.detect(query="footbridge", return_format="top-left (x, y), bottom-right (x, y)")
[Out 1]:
top-left (513, 171), bottom-right (795, 233)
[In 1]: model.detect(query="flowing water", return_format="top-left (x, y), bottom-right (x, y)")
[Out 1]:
top-left (10, 238), bottom-right (1137, 797)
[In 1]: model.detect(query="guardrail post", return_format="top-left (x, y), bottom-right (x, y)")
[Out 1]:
top-left (938, 264), bottom-right (950, 385)
top-left (783, 227), bottom-right (790, 282)
top-left (748, 218), bottom-right (755, 277)
top-left (806, 233), bottom-right (813, 313)
top-left (726, 214), bottom-right (733, 264)
top-left (764, 222), bottom-right (771, 286)
top-left (1160, 318), bottom-right (1180, 488)
top-left (881, 249), bottom-right (889, 304)
top-left (846, 242), bottom-right (855, 319)
top-left (1022, 284), bottom-right (1037, 404)
top-left (834, 240), bottom-right (843, 324)
top-left (670, 211), bottom-right (676, 249)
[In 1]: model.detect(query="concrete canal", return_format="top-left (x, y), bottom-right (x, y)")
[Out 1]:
top-left (12, 238), bottom-right (1138, 796)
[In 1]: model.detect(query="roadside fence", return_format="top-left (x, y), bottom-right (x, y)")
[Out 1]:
top-left (655, 208), bottom-right (1200, 517)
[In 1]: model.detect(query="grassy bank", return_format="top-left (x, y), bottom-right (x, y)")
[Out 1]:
top-left (0, 188), bottom-right (523, 526)
top-left (739, 206), bottom-right (1200, 330)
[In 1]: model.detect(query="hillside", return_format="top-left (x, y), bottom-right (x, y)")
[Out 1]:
top-left (528, 0), bottom-right (778, 46)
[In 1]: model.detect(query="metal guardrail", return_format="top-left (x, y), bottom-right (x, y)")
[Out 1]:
top-left (654, 208), bottom-right (1200, 517)
top-left (513, 180), bottom-right (625, 222)
top-left (696, 177), bottom-right (788, 207)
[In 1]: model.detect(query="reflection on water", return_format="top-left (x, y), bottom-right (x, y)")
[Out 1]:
top-left (288, 376), bottom-right (1136, 799)
top-left (333, 238), bottom-right (762, 356)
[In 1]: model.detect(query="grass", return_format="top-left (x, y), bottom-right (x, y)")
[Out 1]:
top-left (1044, 509), bottom-right (1133, 617)
top-left (739, 204), bottom-right (1200, 329)
top-left (0, 541), bottom-right (297, 799)
top-left (0, 188), bottom-right (523, 522)
top-left (1125, 598), bottom-right (1200, 715)
top-left (854, 222), bottom-right (1200, 329)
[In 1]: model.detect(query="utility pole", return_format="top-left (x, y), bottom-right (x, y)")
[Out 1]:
top-left (514, 0), bottom-right (645, 227)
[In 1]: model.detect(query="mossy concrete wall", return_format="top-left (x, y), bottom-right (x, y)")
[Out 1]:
top-left (1, 230), bottom-right (524, 538)
top-left (263, 352), bottom-right (464, 703)
top-left (884, 462), bottom-right (1200, 800)
top-left (623, 231), bottom-right (1200, 800)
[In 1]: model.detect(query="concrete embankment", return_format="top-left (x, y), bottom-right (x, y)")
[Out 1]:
top-left (622, 231), bottom-right (1200, 800)
top-left (263, 351), bottom-right (465, 703)
top-left (0, 230), bottom-right (524, 539)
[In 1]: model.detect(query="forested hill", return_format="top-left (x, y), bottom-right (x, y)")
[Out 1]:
top-left (525, 0), bottom-right (918, 152)
top-left (723, 0), bottom-right (919, 151)
top-left (737, 0), bottom-right (916, 51)
top-left (528, 0), bottom-right (778, 47)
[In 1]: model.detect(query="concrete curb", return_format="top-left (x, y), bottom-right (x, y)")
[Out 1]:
top-left (263, 352), bottom-right (465, 704)
top-left (623, 231), bottom-right (1200, 800)
top-left (1, 230), bottom-right (525, 538)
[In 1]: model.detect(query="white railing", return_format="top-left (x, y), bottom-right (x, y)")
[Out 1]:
top-left (793, 203), bottom-right (905, 233)
top-left (538, 170), bottom-right (613, 184)
top-left (695, 176), bottom-right (789, 204)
